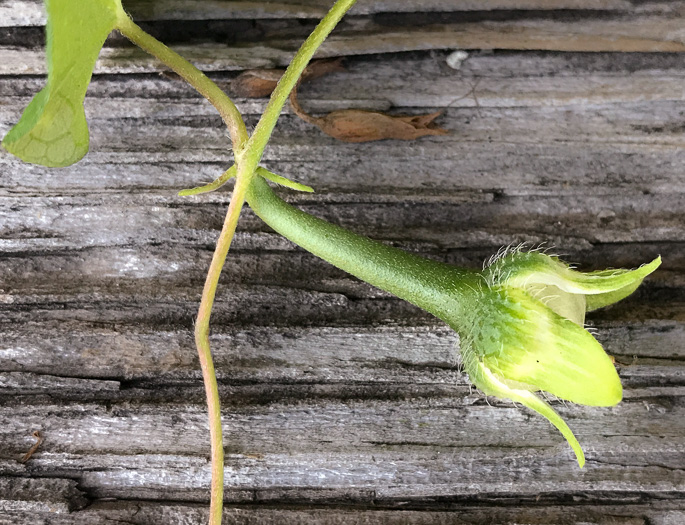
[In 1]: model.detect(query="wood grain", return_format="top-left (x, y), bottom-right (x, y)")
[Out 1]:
top-left (0, 2), bottom-right (684, 524)
top-left (4, 17), bottom-right (685, 77)
top-left (5, 0), bottom-right (685, 27)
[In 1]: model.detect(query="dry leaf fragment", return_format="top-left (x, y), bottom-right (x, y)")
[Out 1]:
top-left (232, 69), bottom-right (284, 98)
top-left (299, 109), bottom-right (448, 143)
top-left (289, 87), bottom-right (448, 143)
top-left (232, 58), bottom-right (345, 98)
top-left (300, 58), bottom-right (345, 82)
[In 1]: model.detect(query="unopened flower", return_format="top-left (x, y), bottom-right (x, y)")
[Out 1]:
top-left (458, 248), bottom-right (661, 467)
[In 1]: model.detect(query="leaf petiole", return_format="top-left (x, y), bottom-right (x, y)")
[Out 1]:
top-left (114, 12), bottom-right (249, 152)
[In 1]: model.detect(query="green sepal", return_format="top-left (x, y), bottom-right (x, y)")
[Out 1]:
top-left (463, 287), bottom-right (622, 408)
top-left (483, 288), bottom-right (622, 407)
top-left (464, 349), bottom-right (586, 468)
top-left (2, 0), bottom-right (123, 167)
top-left (582, 257), bottom-right (661, 310)
top-left (490, 252), bottom-right (661, 312)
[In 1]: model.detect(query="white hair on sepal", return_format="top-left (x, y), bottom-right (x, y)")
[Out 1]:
top-left (539, 390), bottom-right (552, 403)
top-left (538, 390), bottom-right (574, 409)
top-left (482, 243), bottom-right (528, 287)
top-left (455, 339), bottom-right (466, 375)
top-left (484, 240), bottom-right (557, 270)
top-left (584, 325), bottom-right (600, 336)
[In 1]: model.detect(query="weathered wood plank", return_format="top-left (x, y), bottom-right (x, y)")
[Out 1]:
top-left (3, 52), bottom-right (685, 199)
top-left (1, 501), bottom-right (684, 525)
top-left (1, 1), bottom-right (684, 521)
top-left (4, 0), bottom-right (681, 28)
top-left (1, 396), bottom-right (683, 500)
top-left (0, 192), bottom-right (682, 259)
top-left (4, 14), bottom-right (685, 77)
top-left (0, 372), bottom-right (120, 395)
top-left (2, 137), bottom-right (684, 196)
top-left (6, 53), bottom-right (685, 110)
top-left (1, 315), bottom-right (682, 380)
top-left (0, 477), bottom-right (87, 514)
top-left (1, 501), bottom-right (685, 525)
top-left (6, 51), bottom-right (685, 103)
top-left (0, 241), bottom-right (678, 302)
top-left (3, 113), bottom-right (685, 196)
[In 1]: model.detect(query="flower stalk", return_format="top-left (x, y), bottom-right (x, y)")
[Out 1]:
top-left (247, 173), bottom-right (661, 467)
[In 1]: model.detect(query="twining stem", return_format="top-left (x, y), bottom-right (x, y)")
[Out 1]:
top-left (118, 2), bottom-right (359, 524)
top-left (236, 0), bottom-right (358, 176)
top-left (193, 174), bottom-right (253, 524)
top-left (115, 12), bottom-right (250, 525)
top-left (191, 3), bottom-right (358, 519)
top-left (115, 14), bottom-right (248, 151)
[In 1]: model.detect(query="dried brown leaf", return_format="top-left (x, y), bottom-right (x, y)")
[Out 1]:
top-left (311, 109), bottom-right (448, 142)
top-left (289, 88), bottom-right (448, 143)
top-left (232, 58), bottom-right (345, 98)
top-left (300, 58), bottom-right (345, 82)
top-left (231, 69), bottom-right (284, 98)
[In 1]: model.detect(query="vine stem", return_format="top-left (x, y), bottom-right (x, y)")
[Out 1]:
top-left (236, 0), bottom-right (359, 176)
top-left (192, 173), bottom-right (252, 524)
top-left (115, 14), bottom-right (248, 151)
top-left (116, 12), bottom-right (249, 525)
top-left (116, 1), bottom-right (358, 523)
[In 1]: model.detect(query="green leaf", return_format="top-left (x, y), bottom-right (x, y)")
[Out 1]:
top-left (2, 0), bottom-right (123, 167)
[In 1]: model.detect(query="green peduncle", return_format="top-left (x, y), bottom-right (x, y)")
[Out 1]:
top-left (246, 176), bottom-right (482, 326)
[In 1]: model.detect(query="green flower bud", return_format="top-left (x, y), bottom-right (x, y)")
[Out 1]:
top-left (460, 249), bottom-right (661, 467)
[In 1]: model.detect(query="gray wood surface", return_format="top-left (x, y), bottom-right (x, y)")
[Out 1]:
top-left (1, 1), bottom-right (684, 523)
